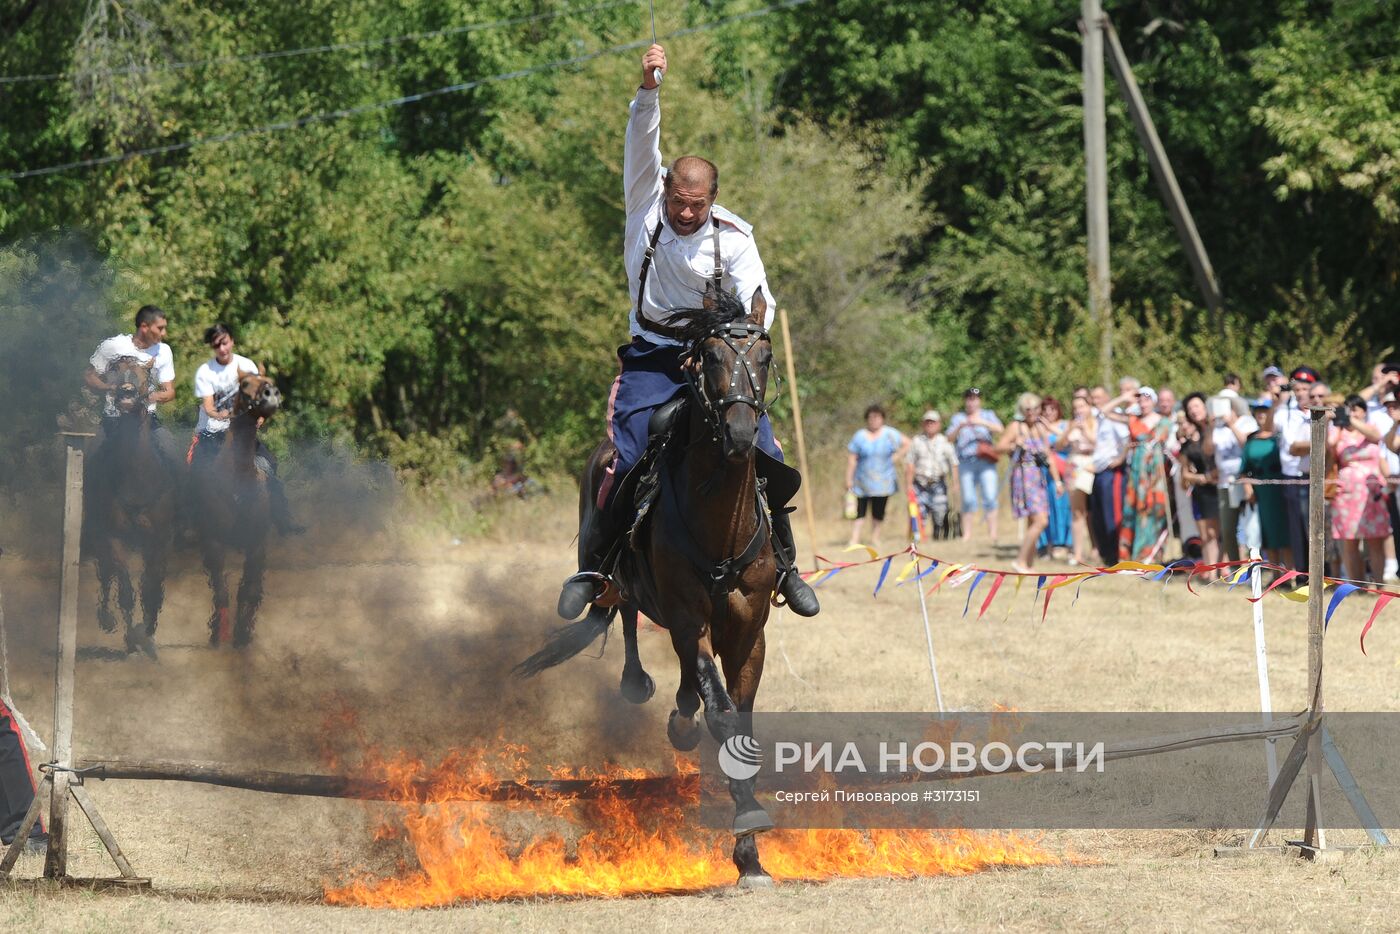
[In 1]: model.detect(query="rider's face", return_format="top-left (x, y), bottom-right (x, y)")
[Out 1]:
top-left (210, 333), bottom-right (234, 365)
top-left (664, 180), bottom-right (713, 236)
top-left (137, 317), bottom-right (167, 347)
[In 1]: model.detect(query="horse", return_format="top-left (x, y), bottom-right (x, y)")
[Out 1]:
top-left (84, 356), bottom-right (178, 658)
top-left (188, 370), bottom-right (282, 648)
top-left (517, 286), bottom-right (784, 887)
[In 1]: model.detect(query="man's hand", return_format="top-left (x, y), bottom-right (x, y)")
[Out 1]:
top-left (641, 44), bottom-right (666, 89)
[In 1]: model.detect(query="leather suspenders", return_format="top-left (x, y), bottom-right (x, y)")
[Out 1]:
top-left (635, 215), bottom-right (723, 341)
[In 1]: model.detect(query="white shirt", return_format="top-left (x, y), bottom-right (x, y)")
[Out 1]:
top-left (1366, 406), bottom-right (1400, 477)
top-left (89, 334), bottom-right (175, 416)
top-left (194, 354), bottom-right (259, 434)
top-left (1213, 415), bottom-right (1258, 488)
top-left (1276, 400), bottom-right (1311, 476)
top-left (1091, 409), bottom-right (1130, 472)
top-left (624, 87), bottom-right (775, 344)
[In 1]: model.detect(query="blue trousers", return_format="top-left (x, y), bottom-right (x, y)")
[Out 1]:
top-left (607, 338), bottom-right (780, 476)
top-left (1090, 466), bottom-right (1126, 565)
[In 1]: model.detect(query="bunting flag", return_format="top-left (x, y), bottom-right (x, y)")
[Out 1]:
top-left (1002, 575), bottom-right (1025, 623)
top-left (907, 484), bottom-right (923, 543)
top-left (1324, 583), bottom-right (1361, 628)
top-left (1248, 569), bottom-right (1302, 602)
top-left (872, 557), bottom-right (894, 597)
top-left (977, 573), bottom-right (1007, 620)
top-left (962, 571), bottom-right (988, 618)
top-left (789, 545), bottom-right (1400, 654)
top-left (927, 562), bottom-right (964, 596)
top-left (1041, 575), bottom-right (1069, 622)
top-left (1361, 594), bottom-right (1397, 655)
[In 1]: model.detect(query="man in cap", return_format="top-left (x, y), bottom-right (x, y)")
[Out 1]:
top-left (1257, 365), bottom-right (1286, 407)
top-left (907, 410), bottom-right (959, 538)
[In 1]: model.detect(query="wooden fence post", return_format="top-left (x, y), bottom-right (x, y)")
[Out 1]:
top-left (777, 307), bottom-right (819, 566)
top-left (1302, 406), bottom-right (1328, 852)
top-left (43, 442), bottom-right (83, 880)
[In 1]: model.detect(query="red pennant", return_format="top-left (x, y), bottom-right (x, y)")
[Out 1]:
top-left (1248, 569), bottom-right (1302, 603)
top-left (977, 574), bottom-right (1006, 620)
top-left (1360, 593), bottom-right (1397, 656)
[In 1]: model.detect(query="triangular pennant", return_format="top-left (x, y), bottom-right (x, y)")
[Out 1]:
top-left (843, 543), bottom-right (879, 561)
top-left (1248, 569), bottom-right (1301, 603)
top-left (872, 557), bottom-right (894, 598)
top-left (1324, 583), bottom-right (1361, 628)
top-left (962, 571), bottom-right (988, 617)
top-left (893, 558), bottom-right (921, 584)
top-left (977, 573), bottom-right (1006, 620)
top-left (1002, 575), bottom-right (1025, 624)
top-left (1361, 593), bottom-right (1397, 656)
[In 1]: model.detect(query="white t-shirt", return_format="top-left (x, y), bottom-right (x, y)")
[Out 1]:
top-left (89, 334), bottom-right (175, 416)
top-left (1366, 406), bottom-right (1400, 477)
top-left (1213, 415), bottom-right (1259, 488)
top-left (194, 354), bottom-right (259, 434)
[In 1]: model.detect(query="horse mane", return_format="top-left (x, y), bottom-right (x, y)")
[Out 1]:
top-left (673, 289), bottom-right (750, 344)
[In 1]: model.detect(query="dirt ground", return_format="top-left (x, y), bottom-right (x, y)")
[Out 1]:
top-left (2, 491), bottom-right (1400, 931)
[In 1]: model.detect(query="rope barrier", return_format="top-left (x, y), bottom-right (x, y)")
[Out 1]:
top-left (0, 0), bottom-right (641, 85)
top-left (0, 0), bottom-right (813, 183)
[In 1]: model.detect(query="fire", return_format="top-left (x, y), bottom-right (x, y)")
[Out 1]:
top-left (324, 746), bottom-right (1056, 908)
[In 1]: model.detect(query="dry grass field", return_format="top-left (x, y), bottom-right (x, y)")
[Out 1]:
top-left (2, 491), bottom-right (1400, 931)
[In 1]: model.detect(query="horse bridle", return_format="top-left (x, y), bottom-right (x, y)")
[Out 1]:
top-left (684, 323), bottom-right (774, 440)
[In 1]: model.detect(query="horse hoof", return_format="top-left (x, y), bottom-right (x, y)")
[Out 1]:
top-left (667, 710), bottom-right (702, 751)
top-left (733, 807), bottom-right (775, 837)
top-left (620, 670), bottom-right (655, 705)
top-left (736, 872), bottom-right (774, 889)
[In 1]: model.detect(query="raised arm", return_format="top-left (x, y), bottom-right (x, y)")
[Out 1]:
top-left (624, 45), bottom-right (668, 217)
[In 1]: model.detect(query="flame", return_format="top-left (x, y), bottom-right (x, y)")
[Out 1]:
top-left (324, 746), bottom-right (1055, 908)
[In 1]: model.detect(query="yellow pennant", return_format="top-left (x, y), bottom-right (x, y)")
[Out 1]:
top-left (843, 543), bottom-right (880, 561)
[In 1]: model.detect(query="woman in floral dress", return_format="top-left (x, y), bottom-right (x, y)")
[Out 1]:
top-left (1119, 387), bottom-right (1171, 562)
top-left (997, 392), bottom-right (1063, 573)
top-left (1329, 394), bottom-right (1392, 583)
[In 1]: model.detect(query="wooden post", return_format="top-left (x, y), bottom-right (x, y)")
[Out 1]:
top-left (1302, 407), bottom-right (1327, 852)
top-left (44, 444), bottom-right (84, 880)
top-left (1101, 18), bottom-right (1223, 319)
top-left (1081, 0), bottom-right (1112, 386)
top-left (777, 308), bottom-right (818, 566)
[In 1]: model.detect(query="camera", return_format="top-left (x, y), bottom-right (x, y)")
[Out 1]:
top-left (1334, 409), bottom-right (1351, 430)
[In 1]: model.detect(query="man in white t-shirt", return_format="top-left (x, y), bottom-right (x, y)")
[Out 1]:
top-left (190, 322), bottom-right (302, 535)
top-left (84, 305), bottom-right (180, 465)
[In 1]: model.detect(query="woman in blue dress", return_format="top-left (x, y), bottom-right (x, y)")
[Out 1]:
top-left (845, 404), bottom-right (911, 548)
top-left (1037, 395), bottom-right (1073, 557)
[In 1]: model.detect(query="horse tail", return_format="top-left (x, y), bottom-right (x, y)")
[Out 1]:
top-left (512, 607), bottom-right (614, 678)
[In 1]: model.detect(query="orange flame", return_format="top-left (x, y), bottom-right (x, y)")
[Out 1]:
top-left (324, 747), bottom-right (1055, 908)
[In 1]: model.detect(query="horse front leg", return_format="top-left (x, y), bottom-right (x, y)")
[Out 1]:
top-left (697, 638), bottom-right (773, 846)
top-left (666, 624), bottom-right (703, 751)
top-left (720, 626), bottom-right (772, 886)
top-left (233, 542), bottom-right (267, 648)
top-left (201, 539), bottom-right (231, 647)
top-left (110, 539), bottom-right (138, 647)
top-left (619, 603), bottom-right (654, 704)
top-left (94, 538), bottom-right (119, 634)
top-left (132, 533), bottom-right (168, 658)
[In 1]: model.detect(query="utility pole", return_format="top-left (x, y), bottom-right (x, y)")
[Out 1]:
top-left (1081, 0), bottom-right (1112, 386)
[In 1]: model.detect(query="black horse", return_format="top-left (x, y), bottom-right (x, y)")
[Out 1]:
top-left (84, 356), bottom-right (177, 657)
top-left (518, 287), bottom-right (790, 887)
top-left (188, 371), bottom-right (283, 648)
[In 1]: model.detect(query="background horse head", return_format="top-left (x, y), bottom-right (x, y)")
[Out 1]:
top-left (192, 369), bottom-right (282, 648)
top-left (85, 355), bottom-right (176, 658)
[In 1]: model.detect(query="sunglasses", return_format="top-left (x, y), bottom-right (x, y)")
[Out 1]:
top-left (965, 388), bottom-right (981, 396)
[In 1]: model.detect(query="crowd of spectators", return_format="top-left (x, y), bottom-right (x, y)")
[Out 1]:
top-left (846, 359), bottom-right (1400, 584)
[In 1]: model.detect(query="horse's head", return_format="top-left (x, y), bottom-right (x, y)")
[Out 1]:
top-left (234, 370), bottom-right (282, 421)
top-left (682, 285), bottom-right (772, 463)
top-left (104, 356), bottom-right (155, 416)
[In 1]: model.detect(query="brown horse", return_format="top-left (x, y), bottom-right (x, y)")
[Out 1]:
top-left (517, 287), bottom-right (783, 887)
top-left (188, 371), bottom-right (282, 648)
top-left (84, 356), bottom-right (177, 658)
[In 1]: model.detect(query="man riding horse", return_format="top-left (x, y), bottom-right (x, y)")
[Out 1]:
top-left (84, 304), bottom-right (181, 467)
top-left (556, 43), bottom-right (819, 622)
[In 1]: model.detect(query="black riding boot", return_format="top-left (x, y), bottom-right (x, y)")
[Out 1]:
top-left (771, 508), bottom-right (820, 617)
top-left (557, 500), bottom-right (625, 620)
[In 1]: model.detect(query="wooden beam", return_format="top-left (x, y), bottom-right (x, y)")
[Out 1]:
top-left (777, 307), bottom-right (819, 567)
top-left (1081, 0), bottom-right (1112, 385)
top-left (1303, 408), bottom-right (1329, 852)
top-left (75, 757), bottom-right (700, 803)
top-left (1101, 17), bottom-right (1223, 316)
top-left (43, 445), bottom-right (83, 881)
